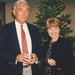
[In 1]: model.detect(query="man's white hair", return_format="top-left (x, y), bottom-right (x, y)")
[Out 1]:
top-left (13, 0), bottom-right (29, 9)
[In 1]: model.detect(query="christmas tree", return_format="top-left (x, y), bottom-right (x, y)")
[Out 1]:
top-left (34, 0), bottom-right (75, 74)
top-left (34, 0), bottom-right (73, 42)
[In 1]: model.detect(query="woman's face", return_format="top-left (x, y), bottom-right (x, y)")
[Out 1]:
top-left (47, 26), bottom-right (60, 39)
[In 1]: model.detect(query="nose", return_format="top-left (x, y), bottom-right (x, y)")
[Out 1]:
top-left (22, 10), bottom-right (28, 16)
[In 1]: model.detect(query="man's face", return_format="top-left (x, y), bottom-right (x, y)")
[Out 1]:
top-left (13, 2), bottom-right (29, 24)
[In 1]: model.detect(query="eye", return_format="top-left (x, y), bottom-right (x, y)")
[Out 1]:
top-left (18, 8), bottom-right (28, 12)
top-left (18, 8), bottom-right (23, 12)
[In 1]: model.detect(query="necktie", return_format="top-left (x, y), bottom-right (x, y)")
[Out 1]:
top-left (21, 25), bottom-right (28, 53)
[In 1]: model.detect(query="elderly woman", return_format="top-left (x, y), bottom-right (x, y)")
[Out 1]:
top-left (42, 18), bottom-right (74, 75)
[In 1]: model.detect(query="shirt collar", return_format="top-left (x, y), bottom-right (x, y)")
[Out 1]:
top-left (15, 20), bottom-right (27, 27)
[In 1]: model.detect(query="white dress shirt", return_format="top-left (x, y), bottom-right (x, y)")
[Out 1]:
top-left (15, 20), bottom-right (32, 75)
top-left (15, 20), bottom-right (32, 56)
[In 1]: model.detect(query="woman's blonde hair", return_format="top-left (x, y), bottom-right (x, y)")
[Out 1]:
top-left (46, 18), bottom-right (62, 29)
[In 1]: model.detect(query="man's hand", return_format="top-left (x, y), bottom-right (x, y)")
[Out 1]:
top-left (29, 53), bottom-right (38, 65)
top-left (16, 53), bottom-right (30, 65)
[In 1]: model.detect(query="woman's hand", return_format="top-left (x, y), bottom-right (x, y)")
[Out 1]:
top-left (48, 58), bottom-right (56, 66)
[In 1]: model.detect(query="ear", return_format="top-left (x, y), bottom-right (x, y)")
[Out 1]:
top-left (12, 9), bottom-right (16, 16)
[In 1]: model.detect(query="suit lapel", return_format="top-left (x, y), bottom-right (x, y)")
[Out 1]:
top-left (5, 22), bottom-right (21, 54)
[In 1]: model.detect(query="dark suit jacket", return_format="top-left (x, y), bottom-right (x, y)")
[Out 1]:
top-left (42, 37), bottom-right (74, 75)
top-left (0, 21), bottom-right (42, 75)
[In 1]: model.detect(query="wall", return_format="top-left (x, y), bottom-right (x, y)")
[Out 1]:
top-left (5, 3), bottom-right (14, 23)
top-left (5, 2), bottom-right (75, 36)
top-left (62, 3), bottom-right (75, 36)
top-left (5, 0), bottom-right (41, 24)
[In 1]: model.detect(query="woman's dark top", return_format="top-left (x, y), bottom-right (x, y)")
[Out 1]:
top-left (42, 37), bottom-right (74, 75)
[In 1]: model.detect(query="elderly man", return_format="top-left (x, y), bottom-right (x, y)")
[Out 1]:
top-left (0, 0), bottom-right (42, 75)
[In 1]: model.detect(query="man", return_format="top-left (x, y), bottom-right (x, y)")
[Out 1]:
top-left (0, 0), bottom-right (42, 75)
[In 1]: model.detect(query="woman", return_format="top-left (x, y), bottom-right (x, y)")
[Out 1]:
top-left (42, 18), bottom-right (74, 75)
